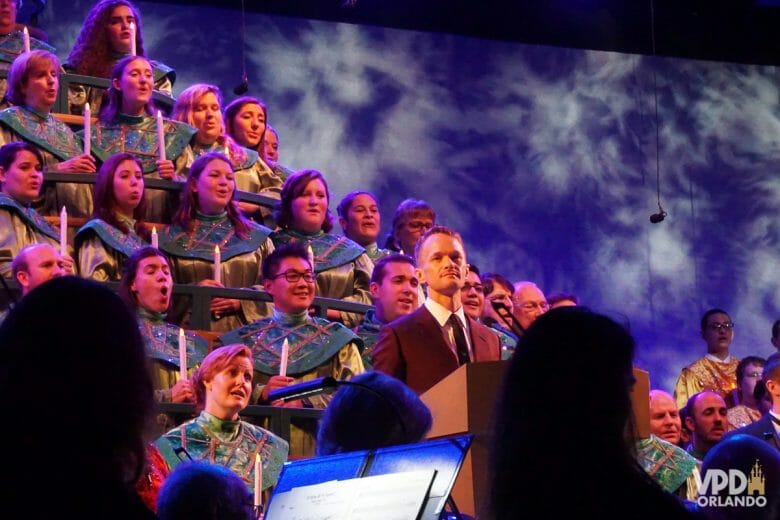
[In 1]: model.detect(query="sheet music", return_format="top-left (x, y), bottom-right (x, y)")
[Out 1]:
top-left (266, 469), bottom-right (436, 520)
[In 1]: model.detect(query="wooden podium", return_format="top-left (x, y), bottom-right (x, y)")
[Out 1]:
top-left (420, 361), bottom-right (509, 518)
top-left (420, 362), bottom-right (651, 518)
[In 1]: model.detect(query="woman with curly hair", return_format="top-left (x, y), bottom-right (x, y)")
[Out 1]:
top-left (172, 84), bottom-right (283, 220)
top-left (75, 152), bottom-right (151, 280)
top-left (64, 0), bottom-right (175, 115)
top-left (84, 55), bottom-right (195, 223)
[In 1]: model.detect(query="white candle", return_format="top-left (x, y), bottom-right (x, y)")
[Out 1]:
top-left (22, 26), bottom-right (30, 53)
top-left (307, 245), bottom-right (315, 270)
top-left (83, 103), bottom-right (91, 156)
top-left (213, 245), bottom-right (221, 284)
top-left (279, 338), bottom-right (289, 377)
top-left (178, 328), bottom-right (187, 380)
top-left (129, 21), bottom-right (137, 56)
top-left (156, 111), bottom-right (167, 162)
top-left (254, 453), bottom-right (263, 507)
top-left (59, 206), bottom-right (67, 256)
top-left (151, 226), bottom-right (158, 249)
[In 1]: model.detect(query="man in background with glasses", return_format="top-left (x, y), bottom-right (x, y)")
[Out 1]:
top-left (674, 308), bottom-right (740, 409)
top-left (218, 243), bottom-right (364, 456)
top-left (511, 281), bottom-right (550, 333)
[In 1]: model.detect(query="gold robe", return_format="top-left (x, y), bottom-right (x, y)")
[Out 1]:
top-left (674, 356), bottom-right (739, 408)
top-left (75, 217), bottom-right (148, 281)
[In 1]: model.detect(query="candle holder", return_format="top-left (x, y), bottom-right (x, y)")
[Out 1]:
top-left (253, 504), bottom-right (264, 520)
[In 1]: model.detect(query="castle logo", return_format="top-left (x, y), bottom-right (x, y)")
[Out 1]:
top-left (698, 459), bottom-right (767, 508)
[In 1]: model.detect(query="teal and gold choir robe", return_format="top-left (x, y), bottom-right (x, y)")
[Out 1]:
top-left (219, 309), bottom-right (365, 456)
top-left (75, 216), bottom-right (147, 281)
top-left (354, 308), bottom-right (384, 370)
top-left (0, 31), bottom-right (56, 107)
top-left (159, 212), bottom-right (274, 333)
top-left (270, 229), bottom-right (373, 327)
top-left (137, 308), bottom-right (209, 403)
top-left (147, 411), bottom-right (288, 506)
top-left (83, 114), bottom-right (196, 223)
top-left (0, 193), bottom-right (59, 277)
top-left (0, 105), bottom-right (92, 217)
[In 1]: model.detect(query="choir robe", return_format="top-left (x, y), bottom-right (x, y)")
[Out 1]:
top-left (218, 309), bottom-right (365, 456)
top-left (0, 192), bottom-right (60, 277)
top-left (0, 105), bottom-right (92, 217)
top-left (75, 216), bottom-right (148, 281)
top-left (83, 113), bottom-right (196, 223)
top-left (159, 212), bottom-right (274, 333)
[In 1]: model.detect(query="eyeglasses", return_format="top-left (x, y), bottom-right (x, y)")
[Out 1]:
top-left (708, 322), bottom-right (734, 331)
top-left (406, 220), bottom-right (434, 231)
top-left (515, 301), bottom-right (550, 312)
top-left (461, 283), bottom-right (484, 293)
top-left (269, 269), bottom-right (316, 283)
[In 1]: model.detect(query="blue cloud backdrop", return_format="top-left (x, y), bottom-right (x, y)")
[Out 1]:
top-left (41, 1), bottom-right (780, 392)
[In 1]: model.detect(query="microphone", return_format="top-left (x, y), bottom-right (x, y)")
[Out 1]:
top-left (233, 73), bottom-right (249, 96)
top-left (268, 376), bottom-right (338, 402)
top-left (267, 376), bottom-right (409, 439)
top-left (649, 211), bottom-right (666, 224)
top-left (490, 300), bottom-right (525, 337)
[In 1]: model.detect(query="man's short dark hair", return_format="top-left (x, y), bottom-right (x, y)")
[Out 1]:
top-left (700, 308), bottom-right (730, 331)
top-left (370, 254), bottom-right (415, 285)
top-left (481, 272), bottom-right (513, 296)
top-left (547, 292), bottom-right (579, 306)
top-left (261, 243), bottom-right (310, 281)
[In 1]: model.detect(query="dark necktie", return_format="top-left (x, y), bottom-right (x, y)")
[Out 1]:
top-left (448, 314), bottom-right (471, 365)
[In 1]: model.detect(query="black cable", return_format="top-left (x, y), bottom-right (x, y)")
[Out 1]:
top-left (649, 0), bottom-right (666, 223)
top-left (234, 0), bottom-right (249, 95)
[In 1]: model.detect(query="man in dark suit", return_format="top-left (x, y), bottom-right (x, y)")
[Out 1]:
top-left (724, 357), bottom-right (780, 450)
top-left (372, 226), bottom-right (500, 394)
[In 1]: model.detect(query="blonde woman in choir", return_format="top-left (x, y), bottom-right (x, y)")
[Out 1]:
top-left (271, 169), bottom-right (373, 326)
top-left (86, 55), bottom-right (195, 223)
top-left (159, 152), bottom-right (274, 332)
top-left (171, 84), bottom-right (283, 220)
top-left (0, 50), bottom-right (96, 217)
top-left (75, 152), bottom-right (151, 281)
top-left (64, 0), bottom-right (175, 115)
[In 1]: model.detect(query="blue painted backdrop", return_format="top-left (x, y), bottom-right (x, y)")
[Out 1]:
top-left (40, 1), bottom-right (780, 392)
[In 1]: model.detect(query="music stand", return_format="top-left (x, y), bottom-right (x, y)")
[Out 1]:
top-left (265, 434), bottom-right (474, 520)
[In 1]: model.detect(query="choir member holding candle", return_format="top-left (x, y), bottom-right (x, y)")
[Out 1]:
top-left (171, 84), bottom-right (284, 221)
top-left (146, 344), bottom-right (289, 510)
top-left (75, 153), bottom-right (151, 280)
top-left (218, 243), bottom-right (364, 457)
top-left (118, 246), bottom-right (207, 407)
top-left (271, 169), bottom-right (374, 327)
top-left (0, 50), bottom-right (96, 216)
top-left (0, 142), bottom-right (74, 277)
top-left (85, 55), bottom-right (195, 222)
top-left (64, 0), bottom-right (175, 116)
top-left (158, 152), bottom-right (274, 332)
top-left (0, 1), bottom-right (55, 107)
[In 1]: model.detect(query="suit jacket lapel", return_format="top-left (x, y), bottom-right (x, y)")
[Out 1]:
top-left (417, 306), bottom-right (458, 364)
